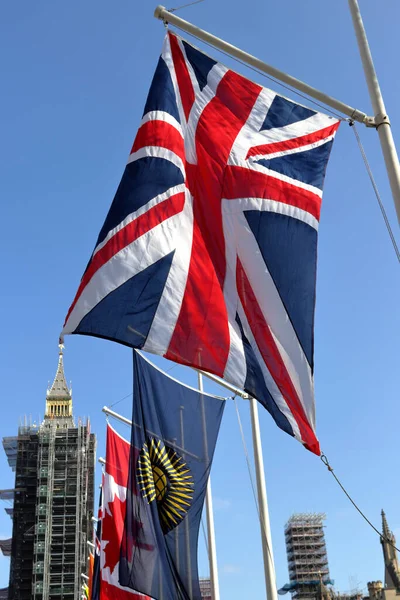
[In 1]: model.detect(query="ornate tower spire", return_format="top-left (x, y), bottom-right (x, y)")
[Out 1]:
top-left (382, 510), bottom-right (391, 540)
top-left (381, 509), bottom-right (400, 592)
top-left (45, 344), bottom-right (73, 420)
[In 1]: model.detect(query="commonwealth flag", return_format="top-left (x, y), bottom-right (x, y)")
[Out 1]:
top-left (119, 351), bottom-right (225, 600)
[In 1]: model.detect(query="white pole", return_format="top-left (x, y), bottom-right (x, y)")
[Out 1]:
top-left (198, 372), bottom-right (220, 600)
top-left (249, 398), bottom-right (278, 600)
top-left (348, 0), bottom-right (400, 225)
top-left (196, 368), bottom-right (249, 398)
top-left (154, 5), bottom-right (371, 124)
top-left (179, 406), bottom-right (193, 600)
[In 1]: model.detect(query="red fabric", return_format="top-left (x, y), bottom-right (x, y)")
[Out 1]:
top-left (101, 425), bottom-right (150, 600)
top-left (88, 553), bottom-right (94, 599)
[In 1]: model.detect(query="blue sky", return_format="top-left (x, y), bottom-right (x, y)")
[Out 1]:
top-left (1, 0), bottom-right (400, 598)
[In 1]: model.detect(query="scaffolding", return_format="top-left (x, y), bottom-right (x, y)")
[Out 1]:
top-left (3, 421), bottom-right (95, 600)
top-left (0, 539), bottom-right (12, 557)
top-left (284, 513), bottom-right (332, 600)
top-left (8, 425), bottom-right (40, 600)
top-left (2, 437), bottom-right (18, 471)
top-left (30, 420), bottom-right (95, 600)
top-left (0, 490), bottom-right (15, 501)
top-left (3, 350), bottom-right (96, 600)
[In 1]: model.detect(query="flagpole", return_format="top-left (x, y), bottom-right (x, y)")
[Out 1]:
top-left (348, 0), bottom-right (400, 225)
top-left (173, 434), bottom-right (180, 574)
top-left (179, 406), bottom-right (193, 599)
top-left (198, 372), bottom-right (220, 600)
top-left (154, 3), bottom-right (400, 226)
top-left (249, 398), bottom-right (278, 600)
top-left (153, 5), bottom-right (371, 125)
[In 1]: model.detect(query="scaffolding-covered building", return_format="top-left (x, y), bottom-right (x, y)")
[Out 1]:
top-left (1, 347), bottom-right (96, 600)
top-left (280, 513), bottom-right (333, 600)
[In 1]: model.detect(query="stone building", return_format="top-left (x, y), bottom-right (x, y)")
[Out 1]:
top-left (366, 511), bottom-right (400, 600)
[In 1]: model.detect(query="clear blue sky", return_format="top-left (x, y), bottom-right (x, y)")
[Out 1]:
top-left (1, 1), bottom-right (400, 598)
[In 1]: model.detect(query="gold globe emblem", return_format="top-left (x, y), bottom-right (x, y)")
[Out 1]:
top-left (137, 438), bottom-right (194, 533)
top-left (152, 465), bottom-right (168, 502)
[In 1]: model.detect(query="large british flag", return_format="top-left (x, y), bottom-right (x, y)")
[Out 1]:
top-left (62, 32), bottom-right (340, 455)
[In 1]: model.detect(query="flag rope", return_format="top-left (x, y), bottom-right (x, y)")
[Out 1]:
top-left (107, 353), bottom-right (229, 409)
top-left (109, 391), bottom-right (133, 409)
top-left (350, 122), bottom-right (400, 263)
top-left (167, 0), bottom-right (205, 13)
top-left (234, 400), bottom-right (400, 557)
top-left (201, 517), bottom-right (210, 559)
top-left (320, 453), bottom-right (400, 552)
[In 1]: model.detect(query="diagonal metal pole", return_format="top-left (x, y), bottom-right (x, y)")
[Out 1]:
top-left (102, 406), bottom-right (201, 460)
top-left (154, 5), bottom-right (371, 124)
top-left (348, 0), bottom-right (400, 225)
top-left (154, 4), bottom-right (400, 225)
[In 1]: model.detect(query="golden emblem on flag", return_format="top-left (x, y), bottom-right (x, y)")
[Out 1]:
top-left (137, 438), bottom-right (194, 533)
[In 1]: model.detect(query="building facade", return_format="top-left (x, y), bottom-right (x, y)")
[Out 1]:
top-left (2, 348), bottom-right (96, 600)
top-left (199, 578), bottom-right (211, 600)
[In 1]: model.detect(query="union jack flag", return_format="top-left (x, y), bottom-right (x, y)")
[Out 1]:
top-left (62, 32), bottom-right (340, 455)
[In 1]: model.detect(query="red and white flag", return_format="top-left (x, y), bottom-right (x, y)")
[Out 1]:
top-left (101, 424), bottom-right (151, 600)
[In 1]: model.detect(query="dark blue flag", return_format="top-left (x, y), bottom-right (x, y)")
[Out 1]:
top-left (119, 351), bottom-right (225, 600)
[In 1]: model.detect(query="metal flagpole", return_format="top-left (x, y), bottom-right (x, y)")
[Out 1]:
top-left (249, 398), bottom-right (278, 600)
top-left (154, 5), bottom-right (370, 124)
top-left (198, 372), bottom-right (220, 600)
top-left (192, 372), bottom-right (276, 600)
top-left (154, 4), bottom-right (400, 225)
top-left (173, 434), bottom-right (180, 574)
top-left (179, 406), bottom-right (193, 599)
top-left (191, 377), bottom-right (278, 600)
top-left (348, 0), bottom-right (400, 225)
top-left (102, 406), bottom-right (200, 460)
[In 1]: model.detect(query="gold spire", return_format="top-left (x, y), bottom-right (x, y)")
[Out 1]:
top-left (45, 345), bottom-right (73, 419)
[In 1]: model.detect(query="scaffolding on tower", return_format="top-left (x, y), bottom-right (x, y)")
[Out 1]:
top-left (279, 513), bottom-right (334, 600)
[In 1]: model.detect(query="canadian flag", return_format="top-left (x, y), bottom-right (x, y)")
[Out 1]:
top-left (101, 424), bottom-right (151, 600)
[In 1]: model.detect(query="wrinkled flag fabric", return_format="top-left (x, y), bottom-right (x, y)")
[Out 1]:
top-left (101, 424), bottom-right (150, 600)
top-left (119, 351), bottom-right (225, 600)
top-left (62, 32), bottom-right (340, 454)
